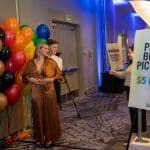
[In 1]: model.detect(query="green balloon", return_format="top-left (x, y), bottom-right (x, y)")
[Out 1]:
top-left (22, 84), bottom-right (32, 96)
top-left (32, 32), bottom-right (38, 44)
top-left (20, 24), bottom-right (29, 30)
top-left (36, 38), bottom-right (47, 45)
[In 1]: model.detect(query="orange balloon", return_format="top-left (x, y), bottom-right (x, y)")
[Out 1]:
top-left (4, 17), bottom-right (19, 34)
top-left (0, 60), bottom-right (5, 76)
top-left (12, 34), bottom-right (26, 51)
top-left (20, 27), bottom-right (33, 44)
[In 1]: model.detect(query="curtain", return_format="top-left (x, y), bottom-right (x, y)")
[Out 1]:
top-left (95, 0), bottom-right (109, 86)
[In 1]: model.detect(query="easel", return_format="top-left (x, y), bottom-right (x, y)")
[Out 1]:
top-left (126, 109), bottom-right (148, 150)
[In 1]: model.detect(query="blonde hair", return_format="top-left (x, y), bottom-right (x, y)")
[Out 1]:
top-left (33, 43), bottom-right (47, 59)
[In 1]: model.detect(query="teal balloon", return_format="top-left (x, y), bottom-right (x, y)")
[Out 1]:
top-left (32, 32), bottom-right (38, 44)
top-left (36, 38), bottom-right (47, 45)
top-left (20, 24), bottom-right (29, 30)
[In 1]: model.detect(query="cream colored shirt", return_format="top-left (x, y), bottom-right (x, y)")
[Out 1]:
top-left (50, 55), bottom-right (62, 71)
top-left (113, 64), bottom-right (132, 87)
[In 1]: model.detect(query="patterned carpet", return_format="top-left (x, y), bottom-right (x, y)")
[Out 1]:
top-left (4, 92), bottom-right (150, 150)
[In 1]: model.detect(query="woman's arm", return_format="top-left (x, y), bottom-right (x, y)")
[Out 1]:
top-left (109, 70), bottom-right (126, 79)
top-left (42, 59), bottom-right (63, 84)
top-left (54, 65), bottom-right (63, 81)
top-left (42, 67), bottom-right (63, 84)
top-left (22, 61), bottom-right (42, 84)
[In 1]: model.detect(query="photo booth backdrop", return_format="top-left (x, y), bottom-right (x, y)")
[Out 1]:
top-left (0, 0), bottom-right (148, 142)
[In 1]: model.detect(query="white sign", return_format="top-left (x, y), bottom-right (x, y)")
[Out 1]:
top-left (129, 29), bottom-right (150, 110)
top-left (107, 43), bottom-right (123, 70)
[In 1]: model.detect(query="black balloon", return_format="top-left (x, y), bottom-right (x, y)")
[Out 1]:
top-left (0, 28), bottom-right (5, 41)
top-left (0, 45), bottom-right (11, 62)
top-left (1, 71), bottom-right (15, 90)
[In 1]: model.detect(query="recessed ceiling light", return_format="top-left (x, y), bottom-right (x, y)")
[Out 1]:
top-left (113, 0), bottom-right (128, 5)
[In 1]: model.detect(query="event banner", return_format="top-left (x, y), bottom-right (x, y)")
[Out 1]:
top-left (129, 29), bottom-right (150, 110)
top-left (107, 43), bottom-right (123, 70)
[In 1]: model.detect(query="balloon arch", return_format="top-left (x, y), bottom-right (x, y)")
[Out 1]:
top-left (0, 16), bottom-right (50, 147)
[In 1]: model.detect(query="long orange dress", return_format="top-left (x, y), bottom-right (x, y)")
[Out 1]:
top-left (23, 57), bottom-right (62, 144)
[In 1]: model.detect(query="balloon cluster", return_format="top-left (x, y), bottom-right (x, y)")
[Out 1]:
top-left (0, 17), bottom-right (50, 112)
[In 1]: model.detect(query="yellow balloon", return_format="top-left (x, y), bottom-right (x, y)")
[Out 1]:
top-left (0, 93), bottom-right (8, 112)
top-left (26, 50), bottom-right (34, 60)
top-left (24, 41), bottom-right (35, 54)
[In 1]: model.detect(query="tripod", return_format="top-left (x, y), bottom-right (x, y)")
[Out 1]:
top-left (62, 71), bottom-right (81, 118)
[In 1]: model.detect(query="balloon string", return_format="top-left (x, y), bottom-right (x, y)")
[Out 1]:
top-left (17, 102), bottom-right (21, 129)
top-left (7, 107), bottom-right (10, 134)
top-left (7, 106), bottom-right (12, 135)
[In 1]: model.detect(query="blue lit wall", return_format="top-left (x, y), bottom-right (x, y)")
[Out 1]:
top-left (113, 1), bottom-right (146, 45)
top-left (95, 0), bottom-right (109, 86)
top-left (95, 0), bottom-right (146, 87)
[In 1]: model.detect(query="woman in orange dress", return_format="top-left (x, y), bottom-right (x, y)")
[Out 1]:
top-left (23, 43), bottom-right (62, 148)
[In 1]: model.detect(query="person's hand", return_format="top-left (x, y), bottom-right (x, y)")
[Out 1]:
top-left (109, 70), bottom-right (116, 75)
top-left (30, 78), bottom-right (43, 85)
top-left (42, 78), bottom-right (54, 84)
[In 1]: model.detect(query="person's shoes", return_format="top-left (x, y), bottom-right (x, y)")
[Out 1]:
top-left (45, 143), bottom-right (53, 148)
top-left (36, 143), bottom-right (43, 148)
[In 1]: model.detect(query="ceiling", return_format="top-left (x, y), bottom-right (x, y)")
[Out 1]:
top-left (113, 0), bottom-right (150, 26)
top-left (130, 1), bottom-right (150, 26)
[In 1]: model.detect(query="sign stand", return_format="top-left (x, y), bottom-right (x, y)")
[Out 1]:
top-left (126, 109), bottom-right (148, 150)
top-left (137, 109), bottom-right (142, 142)
top-left (135, 109), bottom-right (148, 143)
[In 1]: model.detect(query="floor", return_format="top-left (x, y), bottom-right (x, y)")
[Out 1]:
top-left (3, 92), bottom-right (150, 150)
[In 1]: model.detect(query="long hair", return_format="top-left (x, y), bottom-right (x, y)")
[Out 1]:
top-left (128, 45), bottom-right (134, 52)
top-left (33, 43), bottom-right (47, 59)
top-left (128, 45), bottom-right (134, 66)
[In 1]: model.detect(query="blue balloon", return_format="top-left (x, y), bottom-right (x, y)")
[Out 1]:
top-left (36, 24), bottom-right (50, 40)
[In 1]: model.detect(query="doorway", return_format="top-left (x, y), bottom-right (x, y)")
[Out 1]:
top-left (51, 20), bottom-right (80, 97)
